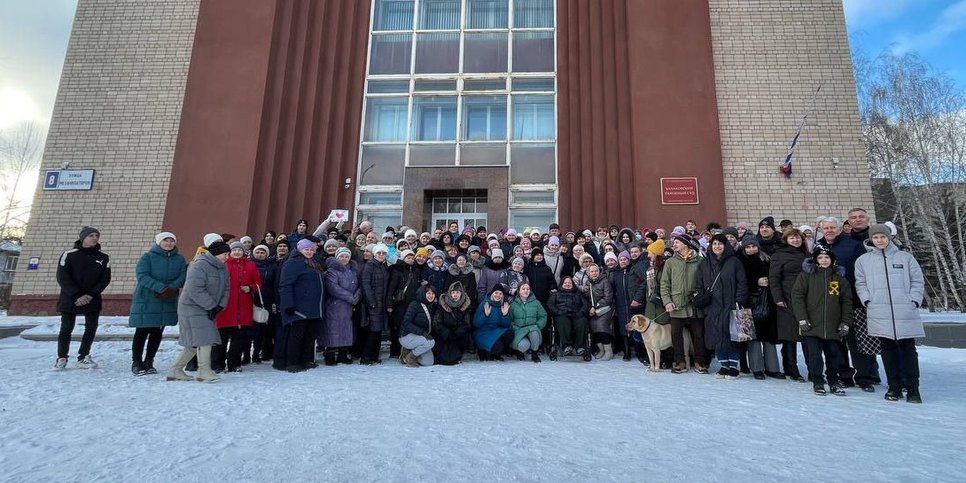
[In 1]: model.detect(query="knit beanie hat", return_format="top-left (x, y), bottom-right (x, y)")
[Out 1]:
top-left (253, 244), bottom-right (270, 255)
top-left (415, 247), bottom-right (431, 258)
top-left (405, 229), bottom-right (417, 239)
top-left (431, 249), bottom-right (446, 260)
top-left (548, 236), bottom-right (561, 246)
top-left (671, 226), bottom-right (686, 237)
top-left (207, 240), bottom-right (230, 257)
top-left (531, 247), bottom-right (543, 259)
top-left (779, 219), bottom-right (793, 228)
top-left (203, 233), bottom-right (223, 248)
top-left (506, 229), bottom-right (518, 237)
top-left (722, 227), bottom-right (739, 239)
top-left (296, 239), bottom-right (315, 251)
top-left (373, 243), bottom-right (389, 254)
top-left (869, 223), bottom-right (891, 238)
top-left (646, 239), bottom-right (665, 256)
top-left (468, 245), bottom-right (481, 254)
top-left (579, 253), bottom-right (595, 264)
top-left (618, 250), bottom-right (630, 260)
top-left (812, 245), bottom-right (837, 265)
top-left (604, 252), bottom-right (618, 263)
top-left (512, 257), bottom-right (525, 267)
top-left (398, 249), bottom-right (414, 260)
top-left (759, 216), bottom-right (776, 230)
top-left (78, 226), bottom-right (100, 240)
top-left (490, 248), bottom-right (505, 259)
top-left (798, 224), bottom-right (813, 234)
top-left (335, 247), bottom-right (352, 258)
top-left (155, 231), bottom-right (176, 245)
top-left (324, 239), bottom-right (340, 250)
top-left (240, 236), bottom-right (253, 244)
top-left (711, 233), bottom-right (730, 248)
top-left (229, 241), bottom-right (243, 251)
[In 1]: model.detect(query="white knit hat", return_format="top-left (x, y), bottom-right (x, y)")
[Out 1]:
top-left (155, 232), bottom-right (176, 245)
top-left (203, 233), bottom-right (222, 247)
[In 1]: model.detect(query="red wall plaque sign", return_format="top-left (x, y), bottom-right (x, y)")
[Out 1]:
top-left (660, 177), bottom-right (699, 204)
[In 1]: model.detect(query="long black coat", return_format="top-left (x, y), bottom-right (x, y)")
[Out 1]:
top-left (361, 258), bottom-right (390, 331)
top-left (738, 251), bottom-right (778, 343)
top-left (432, 292), bottom-right (473, 365)
top-left (696, 245), bottom-right (748, 353)
top-left (768, 244), bottom-right (807, 341)
top-left (524, 259), bottom-right (557, 305)
top-left (57, 241), bottom-right (111, 314)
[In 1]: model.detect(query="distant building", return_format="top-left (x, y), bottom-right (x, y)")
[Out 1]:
top-left (1, 241), bottom-right (22, 286)
top-left (11, 0), bottom-right (874, 314)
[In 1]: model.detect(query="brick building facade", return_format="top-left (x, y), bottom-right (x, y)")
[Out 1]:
top-left (10, 0), bottom-right (873, 315)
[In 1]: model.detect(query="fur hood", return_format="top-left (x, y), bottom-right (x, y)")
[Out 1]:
top-left (801, 257), bottom-right (846, 277)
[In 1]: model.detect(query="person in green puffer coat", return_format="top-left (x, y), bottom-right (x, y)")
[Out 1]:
top-left (791, 246), bottom-right (853, 395)
top-left (129, 232), bottom-right (186, 376)
top-left (659, 235), bottom-right (707, 373)
top-left (510, 283), bottom-right (548, 363)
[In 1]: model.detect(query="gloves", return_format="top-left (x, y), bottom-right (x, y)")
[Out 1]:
top-left (284, 307), bottom-right (296, 316)
top-left (207, 305), bottom-right (223, 320)
top-left (837, 324), bottom-right (850, 338)
top-left (798, 320), bottom-right (811, 332)
top-left (155, 287), bottom-right (177, 299)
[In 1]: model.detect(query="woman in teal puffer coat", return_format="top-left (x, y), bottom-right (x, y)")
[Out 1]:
top-left (128, 232), bottom-right (186, 376)
top-left (510, 283), bottom-right (548, 363)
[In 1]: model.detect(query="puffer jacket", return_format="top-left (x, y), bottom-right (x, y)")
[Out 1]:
top-left (279, 251), bottom-right (325, 325)
top-left (56, 241), bottom-right (112, 314)
top-left (422, 263), bottom-right (449, 296)
top-left (769, 244), bottom-right (807, 341)
top-left (445, 263), bottom-right (479, 307)
top-left (855, 241), bottom-right (925, 340)
top-left (547, 286), bottom-right (589, 318)
top-left (660, 249), bottom-right (703, 318)
top-left (361, 258), bottom-right (390, 329)
top-left (129, 244), bottom-right (186, 328)
top-left (524, 258), bottom-right (557, 305)
top-left (401, 286), bottom-right (436, 337)
top-left (177, 252), bottom-right (228, 347)
top-left (791, 260), bottom-right (853, 340)
top-left (215, 255), bottom-right (262, 329)
top-left (510, 293), bottom-right (548, 350)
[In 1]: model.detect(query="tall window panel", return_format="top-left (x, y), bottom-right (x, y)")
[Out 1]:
top-left (512, 95), bottom-right (554, 140)
top-left (414, 33), bottom-right (460, 73)
top-left (412, 96), bottom-right (458, 141)
top-left (364, 97), bottom-right (409, 142)
top-left (466, 0), bottom-right (508, 29)
top-left (419, 0), bottom-right (461, 29)
top-left (373, 0), bottom-right (415, 31)
top-left (369, 34), bottom-right (412, 75)
top-left (464, 32), bottom-right (508, 73)
top-left (463, 95), bottom-right (507, 141)
top-left (513, 0), bottom-right (554, 28)
top-left (512, 32), bottom-right (554, 72)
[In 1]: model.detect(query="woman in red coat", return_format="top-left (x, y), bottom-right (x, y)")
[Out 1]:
top-left (212, 241), bottom-right (262, 372)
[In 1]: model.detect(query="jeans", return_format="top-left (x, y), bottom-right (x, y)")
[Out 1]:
top-left (132, 327), bottom-right (164, 363)
top-left (399, 333), bottom-right (435, 366)
top-left (804, 336), bottom-right (842, 386)
top-left (515, 330), bottom-right (542, 353)
top-left (716, 350), bottom-right (740, 369)
top-left (748, 341), bottom-right (781, 373)
top-left (670, 317), bottom-right (706, 365)
top-left (57, 312), bottom-right (100, 359)
top-left (879, 337), bottom-right (919, 390)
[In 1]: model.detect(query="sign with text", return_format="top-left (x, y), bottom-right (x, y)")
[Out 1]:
top-left (43, 169), bottom-right (95, 191)
top-left (660, 177), bottom-right (699, 205)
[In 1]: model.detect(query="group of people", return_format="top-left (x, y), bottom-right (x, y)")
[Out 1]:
top-left (52, 207), bottom-right (927, 402)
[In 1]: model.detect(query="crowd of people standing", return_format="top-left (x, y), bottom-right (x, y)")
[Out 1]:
top-left (52, 207), bottom-right (927, 402)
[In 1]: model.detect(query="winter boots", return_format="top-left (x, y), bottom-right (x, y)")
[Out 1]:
top-left (195, 346), bottom-right (219, 383)
top-left (600, 344), bottom-right (614, 361)
top-left (884, 387), bottom-right (902, 401)
top-left (906, 387), bottom-right (922, 404)
top-left (166, 347), bottom-right (196, 382)
top-left (400, 348), bottom-right (419, 367)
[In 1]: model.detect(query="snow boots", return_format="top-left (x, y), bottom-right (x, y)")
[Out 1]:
top-left (600, 343), bottom-right (614, 361)
top-left (195, 346), bottom-right (219, 383)
top-left (166, 347), bottom-right (196, 382)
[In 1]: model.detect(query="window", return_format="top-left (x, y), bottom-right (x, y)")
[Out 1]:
top-left (414, 79), bottom-right (458, 91)
top-left (359, 192), bottom-right (403, 206)
top-left (512, 95), bottom-right (554, 140)
top-left (463, 95), bottom-right (507, 141)
top-left (466, 0), bottom-right (508, 29)
top-left (510, 208), bottom-right (556, 230)
top-left (364, 97), bottom-right (408, 142)
top-left (512, 32), bottom-right (554, 72)
top-left (412, 96), bottom-right (457, 141)
top-left (464, 78), bottom-right (507, 91)
top-left (414, 33), bottom-right (460, 73)
top-left (4, 255), bottom-right (18, 272)
top-left (512, 77), bottom-right (553, 92)
top-left (510, 190), bottom-right (554, 204)
top-left (360, 145), bottom-right (405, 185)
top-left (368, 80), bottom-right (410, 93)
top-left (373, 0), bottom-right (414, 31)
top-left (410, 144), bottom-right (457, 165)
top-left (513, 0), bottom-right (554, 28)
top-left (419, 0), bottom-right (461, 29)
top-left (510, 143), bottom-right (555, 183)
top-left (369, 34), bottom-right (412, 75)
top-left (461, 143), bottom-right (506, 165)
top-left (464, 33), bottom-right (508, 73)
top-left (357, 210), bottom-right (403, 231)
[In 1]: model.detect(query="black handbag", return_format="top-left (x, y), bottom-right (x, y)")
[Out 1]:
top-left (693, 272), bottom-right (720, 309)
top-left (751, 287), bottom-right (773, 322)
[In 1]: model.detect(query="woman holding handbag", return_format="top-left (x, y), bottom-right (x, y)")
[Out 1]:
top-left (696, 234), bottom-right (748, 379)
top-left (212, 241), bottom-right (262, 373)
top-left (586, 263), bottom-right (615, 360)
top-left (738, 239), bottom-right (782, 380)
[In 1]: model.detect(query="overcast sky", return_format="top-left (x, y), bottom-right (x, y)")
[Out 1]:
top-left (0, 0), bottom-right (964, 131)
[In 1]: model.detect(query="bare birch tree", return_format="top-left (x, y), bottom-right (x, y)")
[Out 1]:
top-left (0, 122), bottom-right (45, 242)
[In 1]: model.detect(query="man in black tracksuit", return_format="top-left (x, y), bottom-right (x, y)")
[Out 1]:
top-left (55, 226), bottom-right (112, 368)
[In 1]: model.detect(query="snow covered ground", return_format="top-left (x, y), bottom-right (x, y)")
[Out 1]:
top-left (1, 335), bottom-right (964, 482)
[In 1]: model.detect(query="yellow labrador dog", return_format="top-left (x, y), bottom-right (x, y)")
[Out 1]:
top-left (626, 314), bottom-right (692, 372)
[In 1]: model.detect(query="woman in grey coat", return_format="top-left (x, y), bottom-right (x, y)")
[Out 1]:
top-left (855, 224), bottom-right (925, 403)
top-left (586, 263), bottom-right (615, 360)
top-left (166, 240), bottom-right (230, 383)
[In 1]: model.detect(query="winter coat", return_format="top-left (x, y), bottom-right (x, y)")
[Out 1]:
top-left (477, 258), bottom-right (509, 301)
top-left (816, 234), bottom-right (866, 301)
top-left (498, 269), bottom-right (529, 298)
top-left (214, 256), bottom-right (262, 329)
top-left (177, 252), bottom-right (229, 347)
top-left (56, 241), bottom-right (112, 314)
top-left (510, 293), bottom-right (548, 349)
top-left (422, 263), bottom-right (449, 296)
top-left (644, 266), bottom-right (670, 324)
top-left (609, 266), bottom-right (644, 325)
top-left (472, 297), bottom-right (512, 352)
top-left (129, 244), bottom-right (186, 328)
top-left (756, 234), bottom-right (781, 256)
top-left (401, 286), bottom-right (436, 337)
top-left (659, 250), bottom-right (703, 318)
top-left (791, 261), bottom-right (853, 340)
top-left (433, 289), bottom-right (473, 364)
top-left (252, 257), bottom-right (278, 311)
top-left (768, 244), bottom-right (806, 341)
top-left (697, 245), bottom-right (748, 353)
top-left (855, 242), bottom-right (925, 340)
top-left (323, 257), bottom-right (358, 347)
top-left (361, 258), bottom-right (390, 330)
top-left (587, 275), bottom-right (614, 334)
top-left (738, 251), bottom-right (777, 343)
top-left (547, 286), bottom-right (589, 318)
top-left (388, 259), bottom-right (421, 310)
top-left (279, 251), bottom-right (326, 325)
top-left (524, 259), bottom-right (557, 305)
top-left (445, 264), bottom-right (479, 307)
top-left (542, 248), bottom-right (566, 284)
